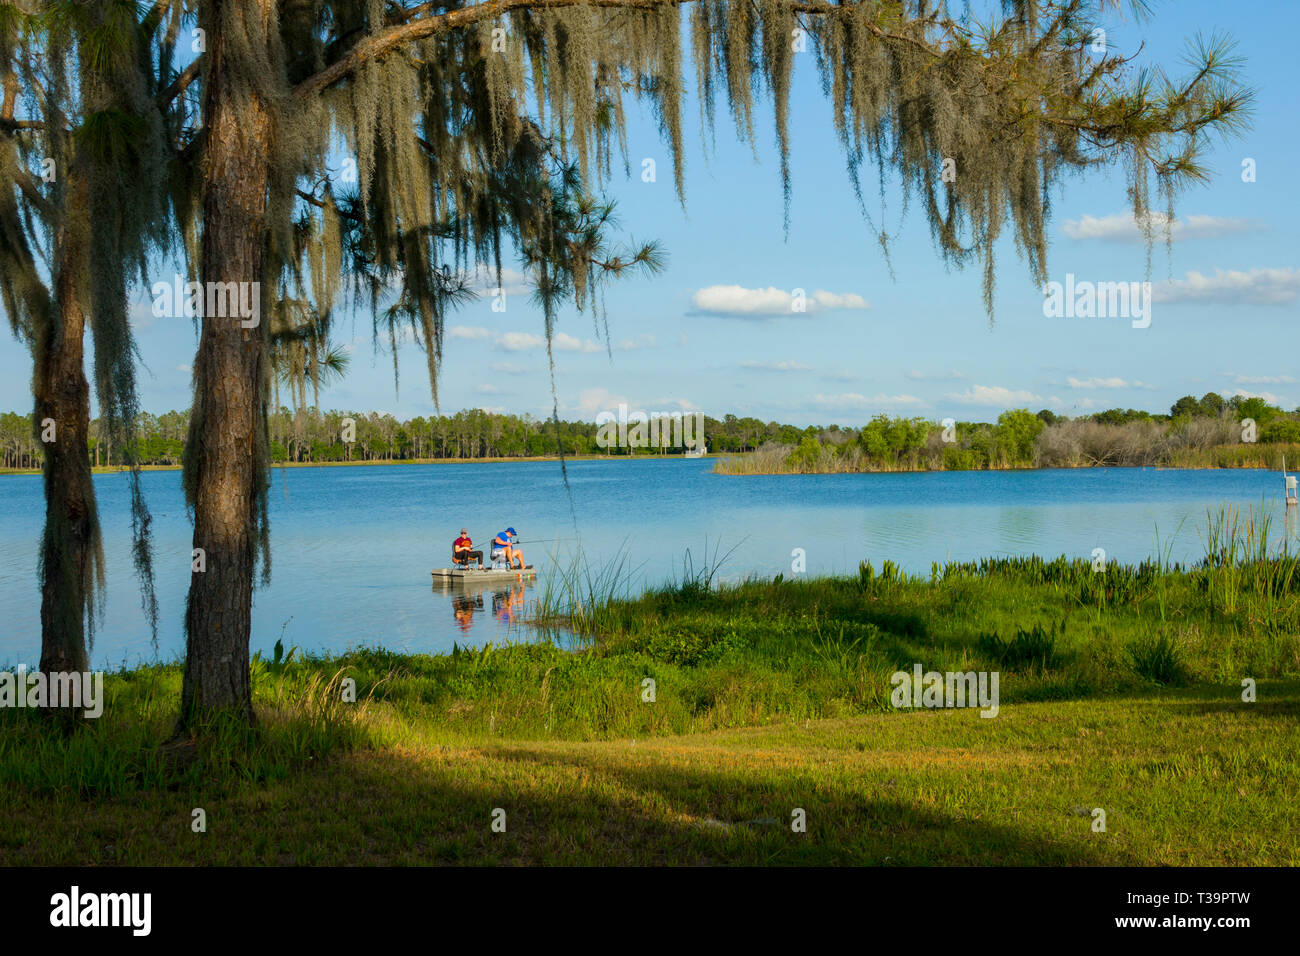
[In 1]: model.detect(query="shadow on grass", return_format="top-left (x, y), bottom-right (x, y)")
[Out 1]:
top-left (1086, 680), bottom-right (1300, 709)
top-left (4, 739), bottom-right (1122, 866)
top-left (413, 749), bottom-right (1118, 868)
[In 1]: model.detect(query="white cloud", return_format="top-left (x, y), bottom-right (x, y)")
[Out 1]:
top-left (616, 334), bottom-right (657, 351)
top-left (651, 396), bottom-right (700, 412)
top-left (476, 384), bottom-right (500, 394)
top-left (947, 385), bottom-right (1042, 406)
top-left (1066, 377), bottom-right (1129, 389)
top-left (1063, 212), bottom-right (1258, 242)
top-left (553, 332), bottom-right (604, 354)
top-left (492, 330), bottom-right (603, 353)
top-left (1153, 267), bottom-right (1300, 305)
top-left (177, 364), bottom-right (192, 374)
top-left (1228, 388), bottom-right (1287, 405)
top-left (811, 290), bottom-right (870, 310)
top-left (690, 284), bottom-right (869, 317)
top-left (449, 325), bottom-right (493, 341)
top-left (490, 362), bottom-right (526, 373)
top-left (811, 392), bottom-right (927, 409)
top-left (564, 390), bottom-right (698, 417)
top-left (493, 331), bottom-right (546, 352)
top-left (741, 360), bottom-right (812, 371)
top-left (464, 265), bottom-right (531, 297)
top-left (129, 296), bottom-right (160, 331)
top-left (905, 369), bottom-right (965, 381)
top-left (1231, 374), bottom-right (1296, 385)
top-left (572, 387), bottom-right (628, 415)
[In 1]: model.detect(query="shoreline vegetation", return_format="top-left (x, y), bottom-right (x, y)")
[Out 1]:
top-left (715, 441), bottom-right (1300, 475)
top-left (3, 508), bottom-right (1298, 864)
top-left (714, 403), bottom-right (1300, 475)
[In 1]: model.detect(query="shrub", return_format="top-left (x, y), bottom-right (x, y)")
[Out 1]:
top-left (1127, 632), bottom-right (1188, 685)
top-left (977, 621), bottom-right (1061, 671)
top-left (632, 625), bottom-right (740, 666)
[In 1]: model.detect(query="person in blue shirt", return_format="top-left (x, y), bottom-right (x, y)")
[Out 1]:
top-left (491, 527), bottom-right (524, 569)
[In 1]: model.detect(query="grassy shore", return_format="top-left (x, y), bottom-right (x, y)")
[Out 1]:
top-left (3, 510), bottom-right (1297, 865)
top-left (714, 441), bottom-right (1300, 475)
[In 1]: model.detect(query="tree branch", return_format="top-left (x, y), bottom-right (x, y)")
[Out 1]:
top-left (293, 0), bottom-right (935, 100)
top-left (141, 0), bottom-right (173, 36)
top-left (12, 167), bottom-right (55, 223)
top-left (296, 187), bottom-right (362, 221)
top-left (160, 56), bottom-right (204, 107)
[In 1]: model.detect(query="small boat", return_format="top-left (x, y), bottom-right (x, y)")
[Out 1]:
top-left (431, 565), bottom-right (537, 582)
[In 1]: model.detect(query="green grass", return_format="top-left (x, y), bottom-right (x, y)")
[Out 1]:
top-left (3, 515), bottom-right (1298, 865)
top-left (3, 682), bottom-right (1296, 865)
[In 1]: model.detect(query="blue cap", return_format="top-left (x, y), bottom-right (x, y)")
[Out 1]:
top-left (506, 527), bottom-right (516, 535)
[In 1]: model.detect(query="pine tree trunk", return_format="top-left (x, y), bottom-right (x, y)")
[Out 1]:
top-left (35, 237), bottom-right (95, 690)
top-left (178, 0), bottom-right (276, 729)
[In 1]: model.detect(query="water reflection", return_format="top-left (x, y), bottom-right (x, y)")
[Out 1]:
top-left (492, 584), bottom-right (528, 626)
top-left (450, 591), bottom-right (484, 633)
top-left (435, 580), bottom-right (532, 639)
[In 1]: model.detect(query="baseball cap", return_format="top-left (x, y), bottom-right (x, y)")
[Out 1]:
top-left (506, 527), bottom-right (516, 535)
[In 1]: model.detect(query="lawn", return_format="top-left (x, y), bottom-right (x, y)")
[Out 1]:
top-left (4, 683), bottom-right (1295, 865)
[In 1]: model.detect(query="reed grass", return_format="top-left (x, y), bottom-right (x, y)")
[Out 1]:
top-left (715, 440), bottom-right (1300, 475)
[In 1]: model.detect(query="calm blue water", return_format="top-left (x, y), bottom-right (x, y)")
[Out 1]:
top-left (0, 461), bottom-right (1295, 668)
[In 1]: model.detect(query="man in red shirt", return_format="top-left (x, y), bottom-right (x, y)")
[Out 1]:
top-left (452, 528), bottom-right (483, 568)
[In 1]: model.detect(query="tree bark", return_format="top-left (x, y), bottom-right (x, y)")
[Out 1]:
top-left (178, 0), bottom-right (276, 729)
top-left (36, 220), bottom-right (95, 689)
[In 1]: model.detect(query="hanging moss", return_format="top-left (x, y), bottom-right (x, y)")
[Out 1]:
top-left (0, 0), bottom-right (173, 651)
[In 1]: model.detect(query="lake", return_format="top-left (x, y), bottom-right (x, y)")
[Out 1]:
top-left (1, 460), bottom-right (1295, 668)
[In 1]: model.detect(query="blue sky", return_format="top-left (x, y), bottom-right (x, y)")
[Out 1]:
top-left (3, 0), bottom-right (1297, 426)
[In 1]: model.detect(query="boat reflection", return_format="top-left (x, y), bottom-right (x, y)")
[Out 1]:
top-left (434, 578), bottom-right (533, 637)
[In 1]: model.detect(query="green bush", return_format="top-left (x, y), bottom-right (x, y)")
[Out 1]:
top-left (1261, 419), bottom-right (1300, 444)
top-left (1127, 632), bottom-right (1189, 685)
top-left (977, 621), bottom-right (1061, 671)
top-left (632, 625), bottom-right (741, 666)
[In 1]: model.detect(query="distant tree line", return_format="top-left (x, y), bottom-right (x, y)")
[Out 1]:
top-left (715, 393), bottom-right (1300, 474)
top-left (2, 406), bottom-right (715, 467)
top-left (2, 393), bottom-right (1297, 471)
